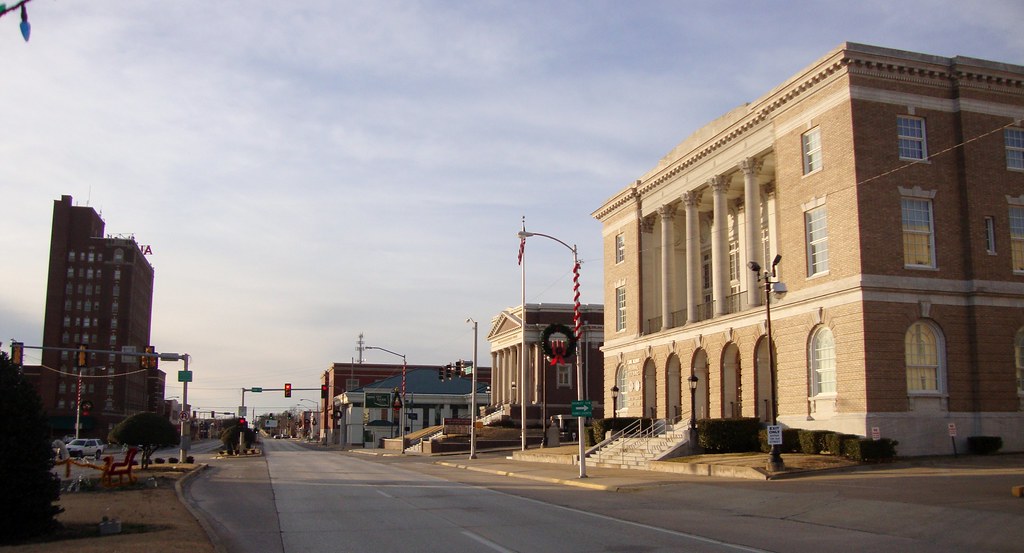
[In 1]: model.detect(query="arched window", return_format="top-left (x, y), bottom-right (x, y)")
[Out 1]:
top-left (810, 327), bottom-right (836, 396)
top-left (905, 321), bottom-right (943, 393)
top-left (1015, 328), bottom-right (1024, 395)
top-left (615, 365), bottom-right (629, 416)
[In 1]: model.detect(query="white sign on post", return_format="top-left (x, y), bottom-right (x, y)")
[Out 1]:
top-left (767, 425), bottom-right (782, 446)
top-left (948, 423), bottom-right (957, 437)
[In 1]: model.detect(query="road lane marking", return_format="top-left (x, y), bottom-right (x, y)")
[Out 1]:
top-left (461, 531), bottom-right (516, 553)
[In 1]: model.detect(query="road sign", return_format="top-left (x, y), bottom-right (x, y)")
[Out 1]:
top-left (767, 425), bottom-right (782, 446)
top-left (179, 412), bottom-right (189, 421)
top-left (251, 387), bottom-right (263, 393)
top-left (177, 370), bottom-right (193, 383)
top-left (948, 423), bottom-right (957, 437)
top-left (570, 400), bottom-right (592, 417)
top-left (365, 392), bottom-right (391, 408)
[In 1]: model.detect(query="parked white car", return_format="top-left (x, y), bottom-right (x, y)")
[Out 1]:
top-left (66, 438), bottom-right (105, 459)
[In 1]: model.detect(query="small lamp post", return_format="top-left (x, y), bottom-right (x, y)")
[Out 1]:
top-left (688, 374), bottom-right (699, 446)
top-left (749, 254), bottom-right (786, 472)
top-left (610, 385), bottom-right (619, 417)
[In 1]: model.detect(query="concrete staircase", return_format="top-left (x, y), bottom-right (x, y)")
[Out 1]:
top-left (586, 422), bottom-right (691, 470)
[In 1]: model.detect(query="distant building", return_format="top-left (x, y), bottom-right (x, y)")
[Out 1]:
top-left (31, 194), bottom-right (163, 439)
top-left (592, 43), bottom-right (1024, 455)
top-left (487, 303), bottom-right (605, 425)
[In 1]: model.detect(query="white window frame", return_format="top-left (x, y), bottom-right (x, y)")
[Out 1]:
top-left (809, 327), bottom-right (836, 396)
top-left (805, 205), bottom-right (829, 276)
top-left (901, 198), bottom-right (936, 268)
top-left (905, 321), bottom-right (945, 395)
top-left (1015, 328), bottom-right (1024, 396)
top-left (615, 234), bottom-right (625, 264)
top-left (985, 216), bottom-right (997, 254)
top-left (1006, 128), bottom-right (1024, 171)
top-left (615, 365), bottom-right (629, 416)
top-left (898, 116), bottom-right (928, 161)
top-left (802, 127), bottom-right (822, 174)
top-left (556, 364), bottom-right (571, 388)
top-left (1010, 206), bottom-right (1024, 273)
top-left (615, 285), bottom-right (626, 332)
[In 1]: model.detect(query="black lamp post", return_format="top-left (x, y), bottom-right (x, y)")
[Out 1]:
top-left (749, 254), bottom-right (785, 472)
top-left (688, 374), bottom-right (699, 447)
top-left (610, 385), bottom-right (619, 417)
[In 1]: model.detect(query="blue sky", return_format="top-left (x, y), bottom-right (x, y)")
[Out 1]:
top-left (2, 0), bottom-right (1021, 415)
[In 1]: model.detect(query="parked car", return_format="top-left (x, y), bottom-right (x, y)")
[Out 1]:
top-left (66, 438), bottom-right (105, 459)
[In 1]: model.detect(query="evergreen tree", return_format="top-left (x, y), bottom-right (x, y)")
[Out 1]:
top-left (108, 412), bottom-right (179, 468)
top-left (0, 351), bottom-right (62, 544)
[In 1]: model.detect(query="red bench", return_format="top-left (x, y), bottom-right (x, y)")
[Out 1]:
top-left (101, 447), bottom-right (138, 487)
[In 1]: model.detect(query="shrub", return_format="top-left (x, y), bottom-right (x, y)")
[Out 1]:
top-left (967, 436), bottom-right (1002, 455)
top-left (844, 438), bottom-right (898, 462)
top-left (186, 456), bottom-right (195, 464)
top-left (758, 428), bottom-right (801, 453)
top-left (168, 457), bottom-right (179, 463)
top-left (698, 418), bottom-right (760, 453)
top-left (824, 433), bottom-right (858, 456)
top-left (798, 430), bottom-right (830, 454)
top-left (153, 458), bottom-right (165, 464)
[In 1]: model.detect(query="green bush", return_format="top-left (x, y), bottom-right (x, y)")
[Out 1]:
top-left (798, 430), bottom-right (831, 454)
top-left (757, 427), bottom-right (800, 453)
top-left (698, 418), bottom-right (760, 453)
top-left (591, 418), bottom-right (653, 443)
top-left (843, 437), bottom-right (898, 462)
top-left (824, 432), bottom-right (858, 456)
top-left (967, 436), bottom-right (1002, 455)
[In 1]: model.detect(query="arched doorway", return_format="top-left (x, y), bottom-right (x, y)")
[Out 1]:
top-left (643, 359), bottom-right (657, 419)
top-left (692, 349), bottom-right (709, 421)
top-left (721, 344), bottom-right (741, 418)
top-left (667, 354), bottom-right (682, 420)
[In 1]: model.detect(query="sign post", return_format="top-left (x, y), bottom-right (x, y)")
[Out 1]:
top-left (767, 425), bottom-right (783, 447)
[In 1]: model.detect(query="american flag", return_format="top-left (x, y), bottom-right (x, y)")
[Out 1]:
top-left (518, 234), bottom-right (525, 265)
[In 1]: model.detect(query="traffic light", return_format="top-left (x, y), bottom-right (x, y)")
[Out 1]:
top-left (445, 364), bottom-right (453, 380)
top-left (81, 400), bottom-right (92, 417)
top-left (10, 341), bottom-right (23, 366)
top-left (140, 345), bottom-right (157, 369)
top-left (77, 344), bottom-right (87, 368)
top-left (284, 383), bottom-right (292, 398)
top-left (238, 417), bottom-right (248, 428)
top-left (321, 384), bottom-right (328, 399)
top-left (438, 366), bottom-right (445, 381)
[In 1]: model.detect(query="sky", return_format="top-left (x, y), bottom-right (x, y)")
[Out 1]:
top-left (2, 0), bottom-right (1022, 416)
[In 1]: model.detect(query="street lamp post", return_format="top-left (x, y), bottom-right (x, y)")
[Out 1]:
top-left (365, 346), bottom-right (407, 454)
top-left (749, 254), bottom-right (786, 472)
top-left (610, 385), bottom-right (619, 417)
top-left (518, 228), bottom-right (587, 478)
top-left (688, 374), bottom-right (699, 448)
top-left (467, 318), bottom-right (479, 459)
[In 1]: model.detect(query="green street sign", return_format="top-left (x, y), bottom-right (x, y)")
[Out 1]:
top-left (570, 400), bottom-right (592, 417)
top-left (365, 392), bottom-right (391, 408)
top-left (177, 370), bottom-right (193, 383)
top-left (251, 387), bottom-right (263, 393)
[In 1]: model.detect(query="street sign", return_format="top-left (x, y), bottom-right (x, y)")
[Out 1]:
top-left (177, 370), bottom-right (193, 383)
top-left (179, 412), bottom-right (189, 421)
top-left (948, 423), bottom-right (957, 437)
top-left (238, 406), bottom-right (246, 417)
top-left (570, 400), bottom-right (592, 417)
top-left (767, 425), bottom-right (783, 446)
top-left (251, 387), bottom-right (263, 393)
top-left (365, 392), bottom-right (391, 408)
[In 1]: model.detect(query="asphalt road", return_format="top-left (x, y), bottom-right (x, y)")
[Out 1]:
top-left (183, 440), bottom-right (1024, 553)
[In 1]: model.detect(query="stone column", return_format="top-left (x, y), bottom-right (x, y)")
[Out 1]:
top-left (683, 190), bottom-right (701, 323)
top-left (742, 157), bottom-right (764, 309)
top-left (710, 175), bottom-right (729, 316)
top-left (658, 204), bottom-right (677, 330)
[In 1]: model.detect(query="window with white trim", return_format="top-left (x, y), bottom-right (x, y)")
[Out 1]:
top-left (556, 364), bottom-right (571, 387)
top-left (1010, 206), bottom-right (1024, 272)
top-left (805, 206), bottom-right (829, 276)
top-left (905, 321), bottom-right (944, 393)
top-left (1006, 128), bottom-right (1024, 171)
top-left (802, 127), bottom-right (822, 174)
top-left (902, 198), bottom-right (935, 268)
top-left (615, 365), bottom-right (629, 416)
top-left (898, 116), bottom-right (927, 160)
top-left (985, 217), bottom-right (996, 254)
top-left (810, 326), bottom-right (836, 396)
top-left (614, 234), bottom-right (625, 264)
top-left (615, 285), bottom-right (626, 332)
top-left (1015, 328), bottom-right (1024, 395)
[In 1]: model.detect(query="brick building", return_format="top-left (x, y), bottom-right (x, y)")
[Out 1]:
top-left (592, 43), bottom-right (1024, 455)
top-left (33, 194), bottom-right (163, 439)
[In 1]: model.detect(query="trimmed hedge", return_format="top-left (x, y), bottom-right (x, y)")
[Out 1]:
top-left (843, 437), bottom-right (898, 462)
top-left (824, 433), bottom-right (858, 456)
top-left (758, 428), bottom-right (801, 453)
top-left (798, 430), bottom-right (831, 455)
top-left (967, 436), bottom-right (1002, 455)
top-left (698, 418), bottom-right (761, 453)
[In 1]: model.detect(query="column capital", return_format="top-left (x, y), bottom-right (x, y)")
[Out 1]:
top-left (682, 190), bottom-right (701, 208)
top-left (657, 204), bottom-right (678, 220)
top-left (740, 157), bottom-right (764, 177)
top-left (641, 214), bottom-right (656, 234)
top-left (708, 175), bottom-right (729, 194)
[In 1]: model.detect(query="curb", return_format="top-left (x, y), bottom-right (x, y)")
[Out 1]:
top-left (175, 463), bottom-right (228, 553)
top-left (434, 460), bottom-right (650, 492)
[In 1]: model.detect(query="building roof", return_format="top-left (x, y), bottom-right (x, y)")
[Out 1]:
top-left (352, 367), bottom-right (487, 395)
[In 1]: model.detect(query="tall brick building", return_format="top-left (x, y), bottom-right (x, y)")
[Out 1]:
top-left (592, 43), bottom-right (1024, 455)
top-left (33, 195), bottom-right (162, 439)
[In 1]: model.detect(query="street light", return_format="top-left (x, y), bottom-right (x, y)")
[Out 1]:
top-left (748, 254), bottom-right (785, 472)
top-left (467, 318), bottom-right (479, 459)
top-left (610, 385), bottom-right (619, 417)
top-left (365, 345), bottom-right (407, 454)
top-left (518, 228), bottom-right (588, 478)
top-left (299, 399), bottom-right (318, 440)
top-left (688, 374), bottom-right (699, 447)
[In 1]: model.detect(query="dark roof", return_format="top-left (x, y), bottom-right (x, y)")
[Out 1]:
top-left (353, 368), bottom-right (487, 395)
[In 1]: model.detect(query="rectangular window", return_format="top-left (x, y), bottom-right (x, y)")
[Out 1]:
top-left (802, 127), bottom-right (822, 174)
top-left (985, 217), bottom-right (996, 254)
top-left (614, 234), bottom-right (625, 264)
top-left (556, 364), bottom-right (571, 387)
top-left (902, 198), bottom-right (935, 267)
top-left (898, 116), bottom-right (927, 160)
top-left (805, 206), bottom-right (829, 276)
top-left (615, 285), bottom-right (626, 332)
top-left (345, 378), bottom-right (360, 390)
top-left (1010, 207), bottom-right (1024, 272)
top-left (1007, 128), bottom-right (1024, 170)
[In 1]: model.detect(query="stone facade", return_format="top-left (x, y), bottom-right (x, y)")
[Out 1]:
top-left (592, 43), bottom-right (1024, 456)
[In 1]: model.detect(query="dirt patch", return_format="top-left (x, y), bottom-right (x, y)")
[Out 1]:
top-left (6, 469), bottom-right (215, 553)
